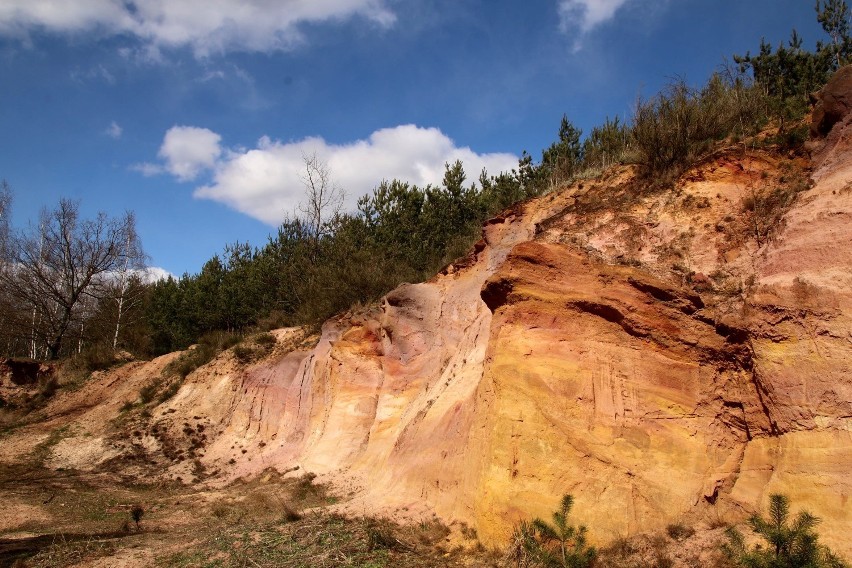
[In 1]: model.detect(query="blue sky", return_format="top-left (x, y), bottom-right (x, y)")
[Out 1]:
top-left (0, 0), bottom-right (823, 277)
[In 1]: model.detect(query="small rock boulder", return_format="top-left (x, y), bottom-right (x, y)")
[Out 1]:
top-left (811, 64), bottom-right (852, 137)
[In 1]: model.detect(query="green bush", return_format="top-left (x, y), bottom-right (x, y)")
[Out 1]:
top-left (254, 332), bottom-right (277, 347)
top-left (74, 344), bottom-right (121, 375)
top-left (581, 116), bottom-right (631, 174)
top-left (630, 74), bottom-right (768, 183)
top-left (138, 381), bottom-right (160, 404)
top-left (232, 344), bottom-right (256, 364)
top-left (541, 115), bottom-right (583, 189)
top-left (157, 378), bottom-right (183, 404)
top-left (742, 172), bottom-right (809, 245)
top-left (631, 80), bottom-right (710, 179)
top-left (507, 494), bottom-right (596, 568)
top-left (735, 32), bottom-right (833, 132)
top-left (163, 331), bottom-right (241, 379)
top-left (723, 494), bottom-right (848, 568)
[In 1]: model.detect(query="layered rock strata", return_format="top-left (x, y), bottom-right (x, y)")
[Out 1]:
top-left (34, 70), bottom-right (852, 555)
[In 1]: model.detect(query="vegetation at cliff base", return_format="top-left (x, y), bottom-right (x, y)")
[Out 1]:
top-left (723, 494), bottom-right (847, 568)
top-left (507, 494), bottom-right (596, 568)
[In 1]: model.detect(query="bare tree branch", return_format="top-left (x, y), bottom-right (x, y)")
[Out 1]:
top-left (297, 152), bottom-right (344, 242)
top-left (0, 198), bottom-right (145, 359)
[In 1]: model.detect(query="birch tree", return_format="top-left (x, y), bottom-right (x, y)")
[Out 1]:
top-left (110, 212), bottom-right (145, 348)
top-left (297, 152), bottom-right (344, 243)
top-left (0, 180), bottom-right (10, 264)
top-left (0, 199), bottom-right (144, 359)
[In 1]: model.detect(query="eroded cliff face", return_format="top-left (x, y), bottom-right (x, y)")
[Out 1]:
top-left (33, 78), bottom-right (852, 554)
top-left (737, 104), bottom-right (852, 551)
top-left (144, 116), bottom-right (847, 551)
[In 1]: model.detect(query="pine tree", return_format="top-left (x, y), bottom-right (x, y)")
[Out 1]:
top-left (510, 494), bottom-right (597, 568)
top-left (723, 494), bottom-right (848, 568)
top-left (734, 1), bottom-right (852, 131)
top-left (541, 116), bottom-right (583, 187)
top-left (816, 0), bottom-right (852, 68)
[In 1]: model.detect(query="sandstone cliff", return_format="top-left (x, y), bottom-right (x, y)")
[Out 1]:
top-left (20, 75), bottom-right (852, 556)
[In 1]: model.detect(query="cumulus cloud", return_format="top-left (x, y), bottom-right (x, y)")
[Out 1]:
top-left (138, 266), bottom-right (174, 283)
top-left (101, 266), bottom-right (174, 284)
top-left (144, 124), bottom-right (519, 226)
top-left (0, 0), bottom-right (395, 56)
top-left (157, 126), bottom-right (222, 182)
top-left (105, 120), bottom-right (122, 139)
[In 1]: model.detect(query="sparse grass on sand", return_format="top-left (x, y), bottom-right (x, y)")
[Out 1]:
top-left (0, 465), bottom-right (501, 568)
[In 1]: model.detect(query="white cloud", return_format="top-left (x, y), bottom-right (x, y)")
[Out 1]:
top-left (138, 266), bottom-right (174, 283)
top-left (0, 0), bottom-right (395, 56)
top-left (105, 120), bottom-right (122, 139)
top-left (558, 0), bottom-right (630, 32)
top-left (101, 266), bottom-right (175, 284)
top-left (157, 126), bottom-right (222, 182)
top-left (558, 0), bottom-right (630, 48)
top-left (199, 69), bottom-right (227, 82)
top-left (144, 124), bottom-right (519, 226)
top-left (131, 162), bottom-right (164, 177)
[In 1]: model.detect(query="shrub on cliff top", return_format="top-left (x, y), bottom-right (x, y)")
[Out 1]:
top-left (631, 74), bottom-right (768, 183)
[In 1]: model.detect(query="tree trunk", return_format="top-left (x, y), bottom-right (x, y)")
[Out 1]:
top-left (47, 305), bottom-right (74, 360)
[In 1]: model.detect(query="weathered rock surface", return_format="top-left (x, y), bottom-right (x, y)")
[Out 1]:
top-left (139, 117), bottom-right (848, 552)
top-left (17, 75), bottom-right (852, 555)
top-left (811, 64), bottom-right (852, 137)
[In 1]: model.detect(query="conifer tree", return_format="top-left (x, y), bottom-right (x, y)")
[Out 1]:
top-left (816, 0), bottom-right (852, 67)
top-left (510, 494), bottom-right (596, 568)
top-left (541, 116), bottom-right (583, 187)
top-left (724, 494), bottom-right (848, 568)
